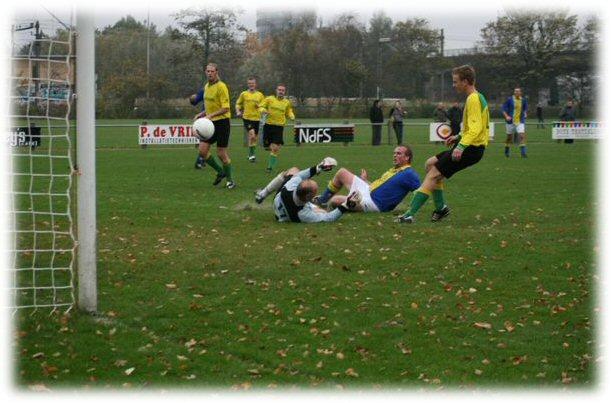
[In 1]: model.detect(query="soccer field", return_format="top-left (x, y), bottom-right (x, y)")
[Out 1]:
top-left (13, 119), bottom-right (596, 389)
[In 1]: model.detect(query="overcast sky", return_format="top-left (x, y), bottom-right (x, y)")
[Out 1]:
top-left (7, 0), bottom-right (599, 51)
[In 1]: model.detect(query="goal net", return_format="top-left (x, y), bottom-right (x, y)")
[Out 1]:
top-left (6, 18), bottom-right (76, 310)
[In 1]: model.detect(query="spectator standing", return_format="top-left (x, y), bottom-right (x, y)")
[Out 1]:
top-left (536, 102), bottom-right (545, 129)
top-left (369, 100), bottom-right (384, 146)
top-left (446, 101), bottom-right (463, 136)
top-left (389, 100), bottom-right (407, 145)
top-left (559, 100), bottom-right (577, 144)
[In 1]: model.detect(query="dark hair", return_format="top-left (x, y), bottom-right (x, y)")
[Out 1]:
top-left (373, 99), bottom-right (380, 107)
top-left (399, 145), bottom-right (413, 163)
top-left (452, 65), bottom-right (475, 85)
top-left (296, 183), bottom-right (315, 202)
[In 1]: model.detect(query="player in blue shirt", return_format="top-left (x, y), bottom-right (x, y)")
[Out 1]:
top-left (190, 88), bottom-right (206, 169)
top-left (315, 146), bottom-right (421, 213)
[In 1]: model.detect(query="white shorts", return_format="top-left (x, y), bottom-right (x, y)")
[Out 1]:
top-left (506, 123), bottom-right (525, 134)
top-left (349, 176), bottom-right (379, 213)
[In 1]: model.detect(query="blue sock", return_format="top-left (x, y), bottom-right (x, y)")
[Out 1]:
top-left (520, 145), bottom-right (527, 156)
top-left (318, 188), bottom-right (334, 204)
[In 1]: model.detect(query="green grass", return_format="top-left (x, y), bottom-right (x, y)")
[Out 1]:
top-left (12, 119), bottom-right (596, 390)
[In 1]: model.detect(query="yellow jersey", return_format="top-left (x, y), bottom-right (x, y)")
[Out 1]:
top-left (512, 96), bottom-right (522, 124)
top-left (259, 96), bottom-right (295, 126)
top-left (236, 90), bottom-right (265, 121)
top-left (204, 80), bottom-right (231, 121)
top-left (459, 91), bottom-right (489, 148)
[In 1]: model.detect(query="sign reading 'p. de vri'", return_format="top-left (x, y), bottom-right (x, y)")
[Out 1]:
top-left (138, 125), bottom-right (199, 145)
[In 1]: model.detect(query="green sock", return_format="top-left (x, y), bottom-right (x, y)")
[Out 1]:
top-left (249, 146), bottom-right (255, 157)
top-left (223, 162), bottom-right (233, 182)
top-left (433, 189), bottom-right (445, 211)
top-left (205, 155), bottom-right (223, 175)
top-left (406, 190), bottom-right (430, 217)
top-left (268, 154), bottom-right (277, 170)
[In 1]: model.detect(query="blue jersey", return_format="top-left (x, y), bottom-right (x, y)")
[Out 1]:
top-left (501, 96), bottom-right (528, 124)
top-left (370, 167), bottom-right (421, 212)
top-left (191, 88), bottom-right (205, 112)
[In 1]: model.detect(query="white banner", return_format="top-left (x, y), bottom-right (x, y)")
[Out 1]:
top-left (429, 122), bottom-right (494, 142)
top-left (138, 125), bottom-right (199, 145)
top-left (551, 122), bottom-right (601, 140)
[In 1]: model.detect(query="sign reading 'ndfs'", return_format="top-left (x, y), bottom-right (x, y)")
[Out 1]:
top-left (293, 124), bottom-right (355, 144)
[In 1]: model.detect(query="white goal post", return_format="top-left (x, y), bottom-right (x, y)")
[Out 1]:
top-left (5, 11), bottom-right (97, 312)
top-left (76, 11), bottom-right (97, 313)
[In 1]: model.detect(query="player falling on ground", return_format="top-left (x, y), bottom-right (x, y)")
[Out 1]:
top-left (502, 87), bottom-right (528, 158)
top-left (258, 84), bottom-right (295, 173)
top-left (313, 146), bottom-right (421, 213)
top-left (194, 63), bottom-right (236, 189)
top-left (397, 64), bottom-right (489, 224)
top-left (254, 157), bottom-right (359, 223)
top-left (235, 77), bottom-right (265, 163)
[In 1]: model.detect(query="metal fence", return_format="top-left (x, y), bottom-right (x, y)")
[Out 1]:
top-left (23, 120), bottom-right (565, 152)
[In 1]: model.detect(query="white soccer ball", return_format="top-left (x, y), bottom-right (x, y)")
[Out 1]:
top-left (193, 118), bottom-right (215, 140)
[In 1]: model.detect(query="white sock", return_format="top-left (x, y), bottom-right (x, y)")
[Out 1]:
top-left (260, 172), bottom-right (286, 198)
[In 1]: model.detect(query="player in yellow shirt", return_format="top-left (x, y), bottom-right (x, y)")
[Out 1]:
top-left (194, 63), bottom-right (235, 189)
top-left (397, 64), bottom-right (489, 224)
top-left (235, 77), bottom-right (265, 163)
top-left (258, 84), bottom-right (295, 173)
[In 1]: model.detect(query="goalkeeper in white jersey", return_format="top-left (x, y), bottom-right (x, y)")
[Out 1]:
top-left (254, 157), bottom-right (360, 223)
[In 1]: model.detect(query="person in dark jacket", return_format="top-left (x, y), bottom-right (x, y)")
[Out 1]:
top-left (369, 100), bottom-right (384, 146)
top-left (559, 100), bottom-right (577, 144)
top-left (433, 102), bottom-right (448, 122)
top-left (446, 101), bottom-right (463, 136)
top-left (536, 102), bottom-right (544, 129)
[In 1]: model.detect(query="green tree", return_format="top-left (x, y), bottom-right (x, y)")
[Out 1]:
top-left (317, 14), bottom-right (367, 98)
top-left (479, 11), bottom-right (582, 98)
top-left (385, 18), bottom-right (440, 98)
top-left (96, 16), bottom-right (151, 117)
top-left (172, 7), bottom-right (248, 93)
top-left (269, 20), bottom-right (318, 103)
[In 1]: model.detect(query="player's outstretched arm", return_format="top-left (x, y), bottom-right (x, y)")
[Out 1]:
top-left (298, 203), bottom-right (347, 223)
top-left (296, 157), bottom-right (338, 180)
top-left (190, 89), bottom-right (204, 105)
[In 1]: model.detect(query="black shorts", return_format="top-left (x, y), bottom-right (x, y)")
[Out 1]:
top-left (203, 118), bottom-right (230, 148)
top-left (243, 119), bottom-right (260, 135)
top-left (263, 124), bottom-right (284, 147)
top-left (435, 145), bottom-right (485, 179)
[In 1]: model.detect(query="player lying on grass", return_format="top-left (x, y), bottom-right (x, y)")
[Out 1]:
top-left (254, 158), bottom-right (360, 223)
top-left (313, 146), bottom-right (421, 213)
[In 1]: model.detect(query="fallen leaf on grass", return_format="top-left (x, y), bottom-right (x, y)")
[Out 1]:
top-left (473, 322), bottom-right (492, 330)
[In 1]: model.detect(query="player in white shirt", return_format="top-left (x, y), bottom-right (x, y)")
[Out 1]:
top-left (254, 158), bottom-right (360, 223)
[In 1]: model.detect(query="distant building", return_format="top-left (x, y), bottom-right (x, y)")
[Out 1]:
top-left (255, 9), bottom-right (318, 41)
top-left (12, 56), bottom-right (74, 102)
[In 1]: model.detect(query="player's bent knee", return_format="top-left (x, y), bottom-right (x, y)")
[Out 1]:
top-left (286, 167), bottom-right (299, 176)
top-left (425, 157), bottom-right (437, 171)
top-left (329, 195), bottom-right (345, 207)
